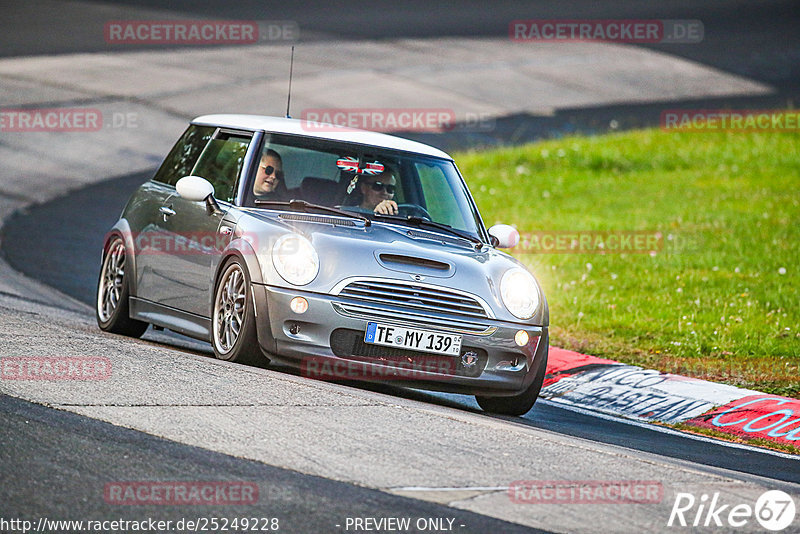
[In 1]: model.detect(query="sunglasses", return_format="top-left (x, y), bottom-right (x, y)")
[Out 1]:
top-left (367, 181), bottom-right (396, 194)
top-left (261, 165), bottom-right (284, 180)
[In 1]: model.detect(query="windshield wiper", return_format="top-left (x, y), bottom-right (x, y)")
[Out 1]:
top-left (374, 214), bottom-right (483, 249)
top-left (254, 199), bottom-right (371, 226)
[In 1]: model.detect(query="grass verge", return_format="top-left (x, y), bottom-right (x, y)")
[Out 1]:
top-left (456, 126), bottom-right (799, 397)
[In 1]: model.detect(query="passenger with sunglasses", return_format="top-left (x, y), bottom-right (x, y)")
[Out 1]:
top-left (359, 169), bottom-right (398, 215)
top-left (253, 149), bottom-right (287, 200)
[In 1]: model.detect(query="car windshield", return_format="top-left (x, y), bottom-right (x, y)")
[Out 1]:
top-left (242, 133), bottom-right (485, 239)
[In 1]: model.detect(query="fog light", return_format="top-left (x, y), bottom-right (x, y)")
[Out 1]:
top-left (290, 297), bottom-right (309, 314)
top-left (514, 330), bottom-right (529, 347)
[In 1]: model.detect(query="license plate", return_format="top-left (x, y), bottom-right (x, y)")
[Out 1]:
top-left (364, 322), bottom-right (462, 356)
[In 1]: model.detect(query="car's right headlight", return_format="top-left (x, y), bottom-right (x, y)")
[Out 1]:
top-left (272, 234), bottom-right (319, 286)
top-left (500, 267), bottom-right (540, 320)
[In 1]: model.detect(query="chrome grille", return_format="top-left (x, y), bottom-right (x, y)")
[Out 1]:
top-left (331, 302), bottom-right (496, 336)
top-left (337, 279), bottom-right (489, 319)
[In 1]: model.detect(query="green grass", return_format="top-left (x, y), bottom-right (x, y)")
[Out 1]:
top-left (456, 127), bottom-right (800, 397)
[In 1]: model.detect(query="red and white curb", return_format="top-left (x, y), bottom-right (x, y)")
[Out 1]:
top-left (541, 348), bottom-right (799, 447)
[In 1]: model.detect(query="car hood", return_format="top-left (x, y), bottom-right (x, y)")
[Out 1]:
top-left (236, 210), bottom-right (548, 326)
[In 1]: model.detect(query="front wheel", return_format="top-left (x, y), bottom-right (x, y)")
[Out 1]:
top-left (212, 258), bottom-right (264, 365)
top-left (96, 236), bottom-right (148, 337)
top-left (475, 340), bottom-right (548, 416)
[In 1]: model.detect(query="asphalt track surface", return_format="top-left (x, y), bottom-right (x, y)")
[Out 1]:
top-left (0, 393), bottom-right (545, 533)
top-left (2, 1), bottom-right (800, 531)
top-left (2, 169), bottom-right (799, 487)
top-left (2, 0), bottom-right (799, 149)
top-left (5, 0), bottom-right (800, 91)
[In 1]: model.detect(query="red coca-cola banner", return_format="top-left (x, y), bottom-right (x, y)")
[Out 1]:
top-left (685, 395), bottom-right (800, 445)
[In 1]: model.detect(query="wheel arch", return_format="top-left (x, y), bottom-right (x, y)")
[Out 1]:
top-left (213, 236), bottom-right (264, 288)
top-left (103, 219), bottom-right (138, 296)
top-left (212, 237), bottom-right (277, 355)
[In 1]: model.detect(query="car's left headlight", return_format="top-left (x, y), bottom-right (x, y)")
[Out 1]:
top-left (500, 267), bottom-right (540, 320)
top-left (272, 234), bottom-right (319, 286)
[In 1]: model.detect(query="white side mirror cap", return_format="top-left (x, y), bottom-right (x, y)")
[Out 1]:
top-left (488, 224), bottom-right (520, 249)
top-left (176, 176), bottom-right (215, 202)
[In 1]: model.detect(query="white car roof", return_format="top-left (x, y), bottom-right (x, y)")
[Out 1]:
top-left (192, 114), bottom-right (452, 160)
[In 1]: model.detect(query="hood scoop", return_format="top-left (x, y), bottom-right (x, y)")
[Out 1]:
top-left (376, 252), bottom-right (455, 278)
top-left (380, 253), bottom-right (449, 270)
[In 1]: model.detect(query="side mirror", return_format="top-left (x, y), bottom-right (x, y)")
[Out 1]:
top-left (488, 224), bottom-right (520, 249)
top-left (176, 176), bottom-right (215, 202)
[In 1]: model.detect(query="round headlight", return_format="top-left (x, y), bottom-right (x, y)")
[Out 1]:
top-left (272, 234), bottom-right (319, 286)
top-left (500, 267), bottom-right (540, 320)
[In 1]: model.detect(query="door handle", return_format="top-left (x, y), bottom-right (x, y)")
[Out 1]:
top-left (159, 206), bottom-right (176, 217)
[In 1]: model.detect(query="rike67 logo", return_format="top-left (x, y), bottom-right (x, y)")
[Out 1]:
top-left (668, 490), bottom-right (796, 531)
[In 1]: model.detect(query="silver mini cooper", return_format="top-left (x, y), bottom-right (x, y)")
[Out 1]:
top-left (97, 115), bottom-right (549, 415)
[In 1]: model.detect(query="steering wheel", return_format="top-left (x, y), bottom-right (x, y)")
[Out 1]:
top-left (397, 203), bottom-right (432, 220)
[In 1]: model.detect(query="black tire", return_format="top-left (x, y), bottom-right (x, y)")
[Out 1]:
top-left (475, 338), bottom-right (549, 416)
top-left (96, 236), bottom-right (149, 338)
top-left (211, 257), bottom-right (264, 365)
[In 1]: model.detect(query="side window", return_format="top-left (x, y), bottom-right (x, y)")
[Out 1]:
top-left (190, 132), bottom-right (252, 204)
top-left (151, 125), bottom-right (215, 186)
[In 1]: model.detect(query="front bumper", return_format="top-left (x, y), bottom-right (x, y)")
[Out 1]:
top-left (253, 284), bottom-right (548, 396)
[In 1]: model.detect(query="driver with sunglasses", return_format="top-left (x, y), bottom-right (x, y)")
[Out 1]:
top-left (253, 149), bottom-right (287, 200)
top-left (359, 168), bottom-right (398, 215)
